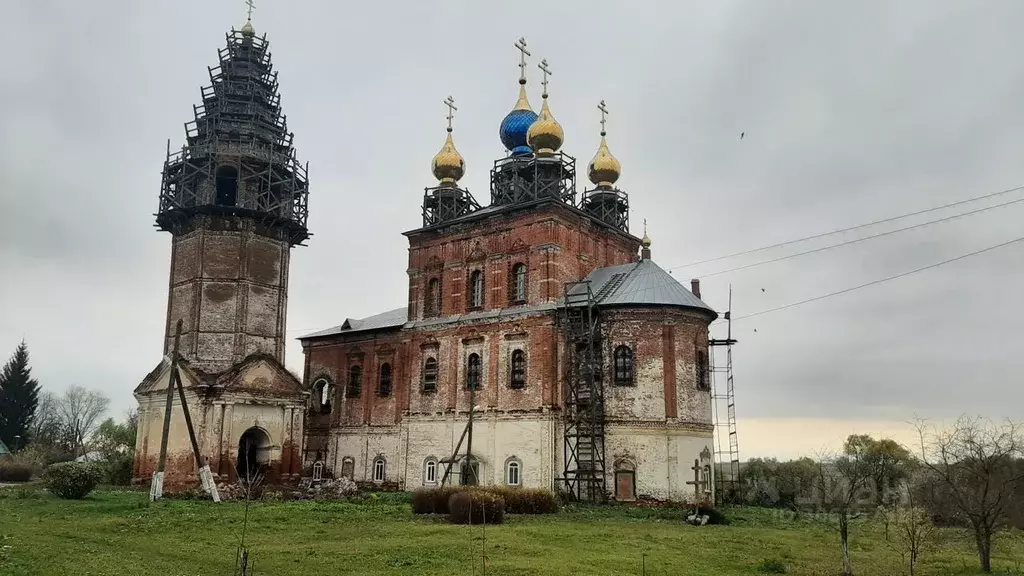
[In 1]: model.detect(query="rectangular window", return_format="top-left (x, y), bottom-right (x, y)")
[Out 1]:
top-left (510, 349), bottom-right (526, 389)
top-left (422, 357), bottom-right (438, 393)
top-left (467, 353), bottom-right (482, 390)
top-left (347, 365), bottom-right (363, 397)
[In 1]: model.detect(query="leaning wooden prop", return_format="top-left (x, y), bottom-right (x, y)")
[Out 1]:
top-left (150, 319), bottom-right (221, 502)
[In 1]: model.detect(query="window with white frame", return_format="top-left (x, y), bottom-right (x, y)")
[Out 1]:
top-left (373, 456), bottom-right (386, 482)
top-left (505, 458), bottom-right (521, 486)
top-left (424, 458), bottom-right (437, 485)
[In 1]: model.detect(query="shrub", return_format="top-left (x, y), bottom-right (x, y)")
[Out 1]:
top-left (0, 462), bottom-right (34, 483)
top-left (103, 454), bottom-right (134, 486)
top-left (43, 462), bottom-right (102, 499)
top-left (757, 559), bottom-right (787, 573)
top-left (485, 486), bottom-right (559, 514)
top-left (448, 489), bottom-right (505, 525)
top-left (412, 485), bottom-right (460, 515)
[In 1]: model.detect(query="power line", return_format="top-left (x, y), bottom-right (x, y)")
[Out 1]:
top-left (700, 195), bottom-right (1024, 278)
top-left (732, 234), bottom-right (1024, 321)
top-left (667, 183), bottom-right (1024, 271)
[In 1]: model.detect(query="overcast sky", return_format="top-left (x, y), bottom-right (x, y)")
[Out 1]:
top-left (2, 0), bottom-right (1023, 459)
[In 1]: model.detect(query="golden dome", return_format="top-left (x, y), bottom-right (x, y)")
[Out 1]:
top-left (241, 19), bottom-right (255, 37)
top-left (588, 133), bottom-right (621, 188)
top-left (431, 129), bottom-right (465, 185)
top-left (527, 96), bottom-right (564, 156)
top-left (641, 231), bottom-right (652, 248)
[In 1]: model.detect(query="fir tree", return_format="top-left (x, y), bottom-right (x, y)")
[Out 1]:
top-left (0, 341), bottom-right (41, 451)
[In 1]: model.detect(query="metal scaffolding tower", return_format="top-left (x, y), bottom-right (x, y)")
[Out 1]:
top-left (559, 281), bottom-right (607, 502)
top-left (710, 286), bottom-right (740, 505)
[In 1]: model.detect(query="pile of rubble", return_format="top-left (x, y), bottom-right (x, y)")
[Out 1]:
top-left (213, 477), bottom-right (359, 501)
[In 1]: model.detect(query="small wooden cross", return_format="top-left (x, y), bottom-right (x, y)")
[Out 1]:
top-left (598, 100), bottom-right (609, 135)
top-left (245, 0), bottom-right (255, 21)
top-left (443, 95), bottom-right (457, 132)
top-left (685, 458), bottom-right (707, 498)
top-left (538, 58), bottom-right (552, 96)
top-left (515, 37), bottom-right (531, 80)
top-left (643, 218), bottom-right (648, 236)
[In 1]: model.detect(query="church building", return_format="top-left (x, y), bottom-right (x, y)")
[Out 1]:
top-left (298, 41), bottom-right (718, 502)
top-left (132, 17), bottom-right (718, 503)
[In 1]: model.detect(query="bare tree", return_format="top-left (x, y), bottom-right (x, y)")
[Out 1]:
top-left (880, 483), bottom-right (941, 576)
top-left (914, 416), bottom-right (1024, 573)
top-left (57, 385), bottom-right (110, 458)
top-left (812, 450), bottom-right (873, 576)
top-left (28, 391), bottom-right (60, 441)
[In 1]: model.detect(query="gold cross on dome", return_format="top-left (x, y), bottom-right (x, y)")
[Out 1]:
top-left (598, 100), bottom-right (609, 135)
top-left (245, 0), bottom-right (255, 21)
top-left (538, 58), bottom-right (552, 96)
top-left (443, 95), bottom-right (457, 131)
top-left (515, 37), bottom-right (531, 81)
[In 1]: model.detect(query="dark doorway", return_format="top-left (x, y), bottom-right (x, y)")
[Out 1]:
top-left (236, 427), bottom-right (271, 480)
top-left (215, 165), bottom-right (239, 207)
top-left (460, 460), bottom-right (479, 486)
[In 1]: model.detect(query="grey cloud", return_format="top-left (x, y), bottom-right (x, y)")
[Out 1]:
top-left (1, 0), bottom-right (1022, 430)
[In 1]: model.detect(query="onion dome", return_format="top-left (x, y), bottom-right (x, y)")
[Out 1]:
top-left (500, 82), bottom-right (538, 155)
top-left (588, 132), bottom-right (621, 188)
top-left (241, 19), bottom-right (255, 37)
top-left (432, 129), bottom-right (465, 185)
top-left (527, 59), bottom-right (563, 156)
top-left (641, 231), bottom-right (652, 248)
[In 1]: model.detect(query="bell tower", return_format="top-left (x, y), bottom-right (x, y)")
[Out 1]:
top-left (156, 18), bottom-right (309, 374)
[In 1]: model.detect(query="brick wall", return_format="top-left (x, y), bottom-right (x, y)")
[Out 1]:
top-left (164, 217), bottom-right (291, 374)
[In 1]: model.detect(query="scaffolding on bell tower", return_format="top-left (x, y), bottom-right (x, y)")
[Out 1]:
top-left (558, 281), bottom-right (607, 502)
top-left (709, 286), bottom-right (740, 505)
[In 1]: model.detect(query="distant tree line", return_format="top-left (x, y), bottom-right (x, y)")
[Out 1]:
top-left (0, 341), bottom-right (136, 485)
top-left (733, 421), bottom-right (1024, 575)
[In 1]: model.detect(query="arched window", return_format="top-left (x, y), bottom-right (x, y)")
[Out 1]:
top-left (510, 349), bottom-right (526, 389)
top-left (378, 363), bottom-right (393, 397)
top-left (422, 357), bottom-right (438, 393)
top-left (341, 457), bottom-right (355, 479)
top-left (468, 270), bottom-right (484, 309)
top-left (215, 165), bottom-right (238, 207)
top-left (425, 277), bottom-right (440, 317)
top-left (466, 353), bottom-right (482, 390)
top-left (372, 456), bottom-right (386, 483)
top-left (347, 365), bottom-right (362, 398)
top-left (423, 458), bottom-right (437, 485)
top-left (614, 345), bottom-right (634, 386)
top-left (312, 378), bottom-right (332, 414)
top-left (511, 263), bottom-right (527, 303)
top-left (696, 351), bottom-right (710, 391)
top-left (505, 458), bottom-right (521, 486)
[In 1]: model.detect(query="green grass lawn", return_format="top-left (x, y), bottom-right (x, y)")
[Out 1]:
top-left (0, 487), bottom-right (1021, 575)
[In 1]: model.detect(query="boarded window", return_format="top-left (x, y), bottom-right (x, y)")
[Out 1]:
top-left (422, 357), bottom-right (438, 393)
top-left (614, 346), bottom-right (634, 386)
top-left (469, 270), bottom-right (484, 309)
top-left (696, 351), bottom-right (710, 391)
top-left (347, 365), bottom-right (362, 398)
top-left (510, 349), bottom-right (526, 389)
top-left (511, 263), bottom-right (527, 303)
top-left (425, 277), bottom-right (440, 317)
top-left (378, 363), bottom-right (393, 397)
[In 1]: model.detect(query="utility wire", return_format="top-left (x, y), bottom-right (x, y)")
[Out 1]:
top-left (667, 184), bottom-right (1024, 271)
top-left (732, 234), bottom-right (1024, 321)
top-left (700, 195), bottom-right (1024, 278)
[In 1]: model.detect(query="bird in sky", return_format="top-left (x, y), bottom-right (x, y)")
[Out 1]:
top-left (740, 132), bottom-right (745, 139)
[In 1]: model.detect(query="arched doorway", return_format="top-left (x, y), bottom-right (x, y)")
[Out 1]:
top-left (236, 427), bottom-right (271, 480)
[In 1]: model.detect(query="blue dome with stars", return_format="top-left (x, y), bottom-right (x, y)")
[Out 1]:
top-left (499, 83), bottom-right (538, 155)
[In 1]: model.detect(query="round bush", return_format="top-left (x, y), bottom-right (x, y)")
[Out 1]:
top-left (43, 462), bottom-right (102, 499)
top-left (0, 463), bottom-right (34, 483)
top-left (448, 489), bottom-right (505, 525)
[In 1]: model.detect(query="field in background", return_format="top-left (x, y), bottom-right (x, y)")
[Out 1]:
top-left (0, 488), bottom-right (1021, 575)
